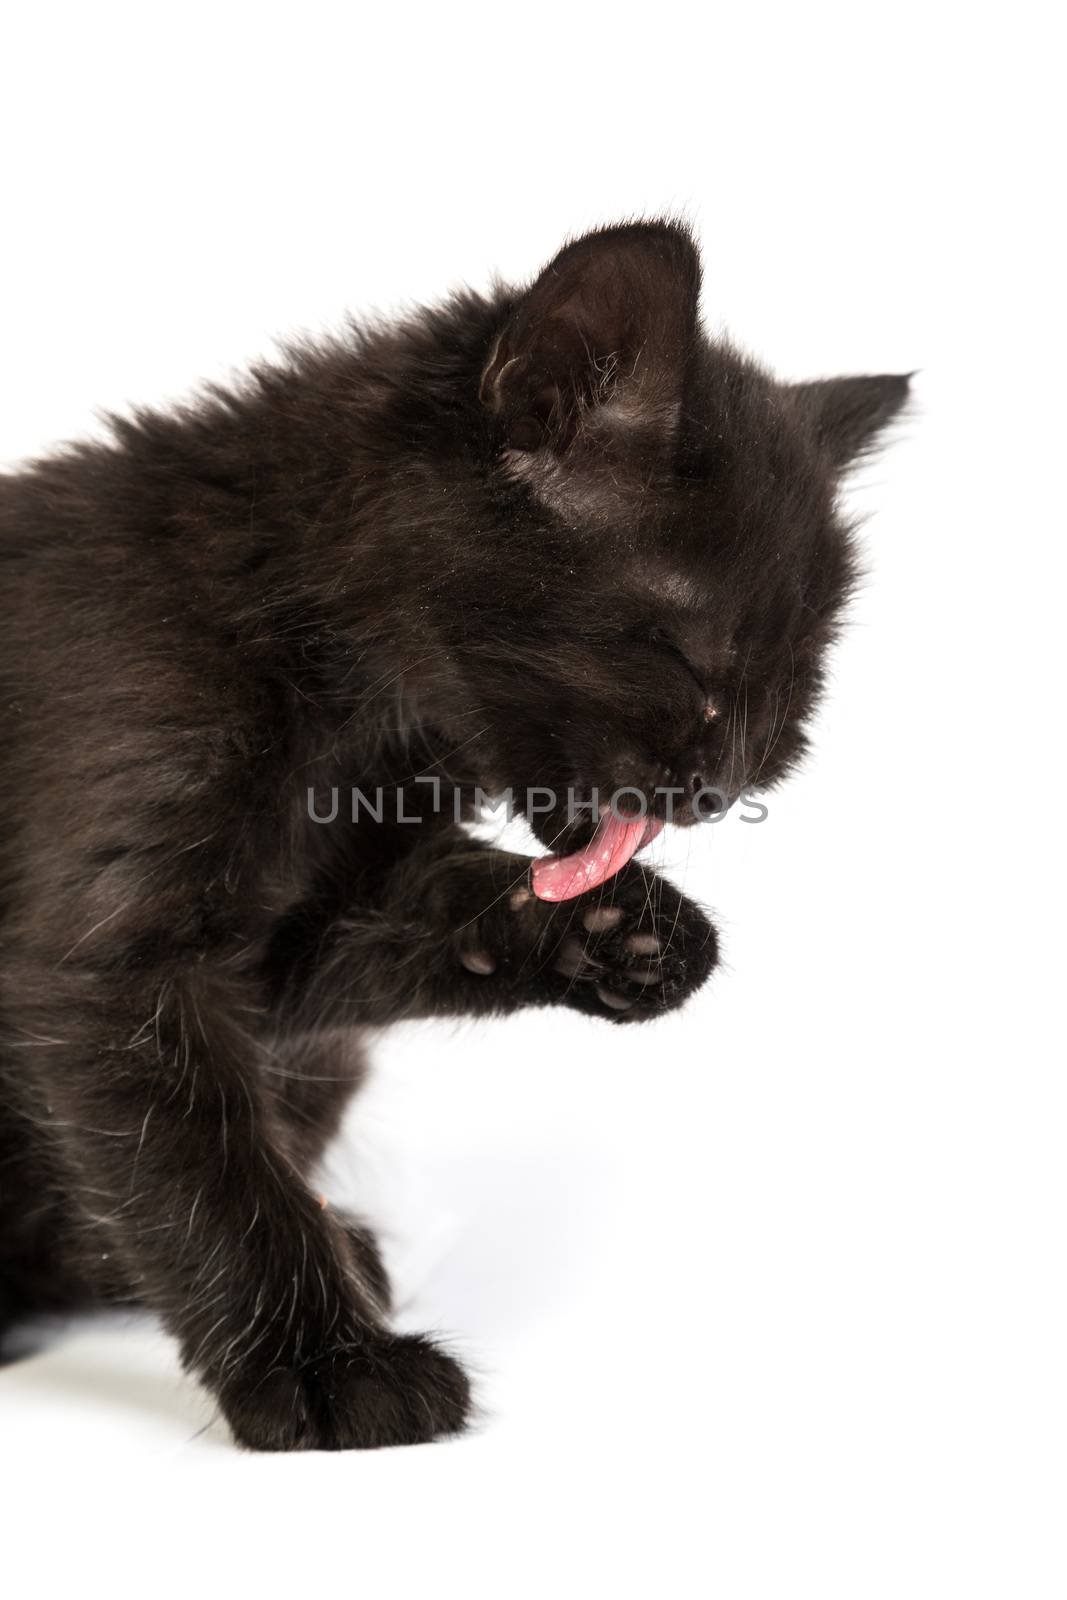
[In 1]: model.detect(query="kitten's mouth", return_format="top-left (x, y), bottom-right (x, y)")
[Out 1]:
top-left (530, 810), bottom-right (665, 903)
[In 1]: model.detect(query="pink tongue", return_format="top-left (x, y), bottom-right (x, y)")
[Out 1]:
top-left (531, 811), bottom-right (664, 903)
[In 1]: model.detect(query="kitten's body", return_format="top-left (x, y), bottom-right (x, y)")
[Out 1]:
top-left (0, 223), bottom-right (907, 1447)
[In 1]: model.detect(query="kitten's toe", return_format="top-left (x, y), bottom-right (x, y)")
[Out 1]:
top-left (324, 1333), bottom-right (471, 1450)
top-left (553, 934), bottom-right (603, 980)
top-left (582, 906), bottom-right (624, 933)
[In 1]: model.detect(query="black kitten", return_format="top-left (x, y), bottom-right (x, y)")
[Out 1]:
top-left (0, 222), bottom-right (907, 1448)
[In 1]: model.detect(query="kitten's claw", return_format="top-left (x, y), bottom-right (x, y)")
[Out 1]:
top-left (596, 984), bottom-right (634, 1012)
top-left (460, 948), bottom-right (496, 976)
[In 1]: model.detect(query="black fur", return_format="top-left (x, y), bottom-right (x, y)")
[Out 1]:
top-left (0, 221), bottom-right (907, 1448)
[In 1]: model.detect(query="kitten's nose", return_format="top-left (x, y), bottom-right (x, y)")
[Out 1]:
top-left (670, 759), bottom-right (735, 817)
top-left (674, 765), bottom-right (721, 812)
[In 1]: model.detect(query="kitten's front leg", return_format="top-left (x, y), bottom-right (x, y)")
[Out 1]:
top-left (20, 961), bottom-right (469, 1450)
top-left (282, 834), bottom-right (718, 1026)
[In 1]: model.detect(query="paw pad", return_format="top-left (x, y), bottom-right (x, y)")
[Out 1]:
top-left (582, 906), bottom-right (624, 933)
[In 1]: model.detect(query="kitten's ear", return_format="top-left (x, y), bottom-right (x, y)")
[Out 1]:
top-left (790, 373), bottom-right (912, 467)
top-left (481, 221), bottom-right (700, 455)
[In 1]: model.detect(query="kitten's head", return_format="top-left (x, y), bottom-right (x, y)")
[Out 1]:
top-left (412, 221), bottom-right (908, 873)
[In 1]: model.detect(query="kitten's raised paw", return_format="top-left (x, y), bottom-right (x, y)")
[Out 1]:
top-left (446, 850), bottom-right (716, 1021)
top-left (546, 868), bottom-right (718, 1022)
top-left (220, 1332), bottom-right (471, 1452)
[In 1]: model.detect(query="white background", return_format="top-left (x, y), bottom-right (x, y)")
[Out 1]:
top-left (2, 5), bottom-right (1063, 1596)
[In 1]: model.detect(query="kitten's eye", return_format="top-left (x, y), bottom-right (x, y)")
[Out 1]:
top-left (648, 625), bottom-right (689, 663)
top-left (646, 627), bottom-right (707, 696)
